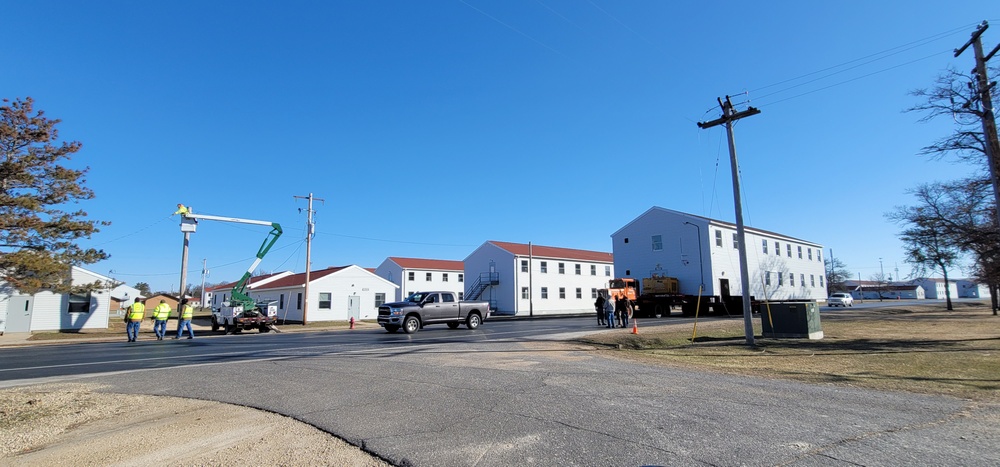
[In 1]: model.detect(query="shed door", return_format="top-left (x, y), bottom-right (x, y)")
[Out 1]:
top-left (6, 296), bottom-right (34, 333)
top-left (719, 279), bottom-right (731, 298)
top-left (347, 296), bottom-right (360, 320)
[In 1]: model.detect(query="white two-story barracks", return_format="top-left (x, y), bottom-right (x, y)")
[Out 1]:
top-left (611, 207), bottom-right (827, 301)
top-left (375, 257), bottom-right (465, 302)
top-left (464, 241), bottom-right (613, 316)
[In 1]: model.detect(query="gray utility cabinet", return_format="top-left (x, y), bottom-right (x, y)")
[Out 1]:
top-left (759, 301), bottom-right (823, 339)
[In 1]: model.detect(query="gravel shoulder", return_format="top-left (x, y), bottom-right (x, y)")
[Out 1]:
top-left (0, 383), bottom-right (389, 466)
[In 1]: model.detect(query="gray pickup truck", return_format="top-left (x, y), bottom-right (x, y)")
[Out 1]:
top-left (377, 291), bottom-right (490, 334)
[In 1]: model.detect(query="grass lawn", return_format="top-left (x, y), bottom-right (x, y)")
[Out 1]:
top-left (578, 301), bottom-right (1000, 401)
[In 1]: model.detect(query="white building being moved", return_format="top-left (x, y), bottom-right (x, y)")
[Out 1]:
top-left (611, 207), bottom-right (827, 302)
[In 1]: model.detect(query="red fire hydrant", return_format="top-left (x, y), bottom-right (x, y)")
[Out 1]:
top-left (349, 316), bottom-right (355, 330)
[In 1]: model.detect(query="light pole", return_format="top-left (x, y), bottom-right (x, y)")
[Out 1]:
top-left (683, 222), bottom-right (705, 290)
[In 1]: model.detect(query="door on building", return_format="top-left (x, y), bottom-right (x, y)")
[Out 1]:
top-left (6, 296), bottom-right (34, 333)
top-left (347, 295), bottom-right (361, 321)
top-left (719, 279), bottom-right (731, 298)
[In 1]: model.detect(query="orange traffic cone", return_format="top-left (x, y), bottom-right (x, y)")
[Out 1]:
top-left (631, 321), bottom-right (638, 334)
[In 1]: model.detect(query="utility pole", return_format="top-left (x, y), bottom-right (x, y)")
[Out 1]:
top-left (294, 193), bottom-right (324, 325)
top-left (955, 21), bottom-right (1000, 231)
top-left (178, 231), bottom-right (190, 302)
top-left (200, 259), bottom-right (208, 309)
top-left (698, 95), bottom-right (761, 346)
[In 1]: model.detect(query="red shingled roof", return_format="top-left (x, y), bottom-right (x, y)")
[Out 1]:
top-left (388, 257), bottom-right (464, 270)
top-left (205, 271), bottom-right (291, 292)
top-left (251, 266), bottom-right (348, 289)
top-left (488, 241), bottom-right (612, 263)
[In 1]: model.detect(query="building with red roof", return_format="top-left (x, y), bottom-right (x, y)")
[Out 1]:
top-left (375, 257), bottom-right (465, 302)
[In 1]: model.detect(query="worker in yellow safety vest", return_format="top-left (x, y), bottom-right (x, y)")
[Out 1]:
top-left (174, 299), bottom-right (195, 339)
top-left (126, 298), bottom-right (145, 342)
top-left (152, 299), bottom-right (171, 341)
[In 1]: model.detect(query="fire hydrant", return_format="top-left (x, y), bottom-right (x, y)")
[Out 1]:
top-left (349, 316), bottom-right (355, 330)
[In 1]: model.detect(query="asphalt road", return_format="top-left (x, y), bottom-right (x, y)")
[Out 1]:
top-left (2, 311), bottom-right (998, 466)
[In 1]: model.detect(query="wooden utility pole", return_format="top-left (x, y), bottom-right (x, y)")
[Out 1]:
top-left (698, 96), bottom-right (761, 346)
top-left (955, 21), bottom-right (1000, 231)
top-left (200, 259), bottom-right (208, 308)
top-left (294, 193), bottom-right (324, 325)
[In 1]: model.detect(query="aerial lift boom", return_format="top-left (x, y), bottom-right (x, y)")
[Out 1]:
top-left (179, 208), bottom-right (282, 329)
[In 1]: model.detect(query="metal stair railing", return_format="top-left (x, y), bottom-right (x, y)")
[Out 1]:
top-left (466, 272), bottom-right (499, 301)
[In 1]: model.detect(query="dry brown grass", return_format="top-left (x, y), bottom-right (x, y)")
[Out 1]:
top-left (579, 301), bottom-right (1000, 401)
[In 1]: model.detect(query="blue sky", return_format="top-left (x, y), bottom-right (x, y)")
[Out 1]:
top-left (3, 1), bottom-right (996, 292)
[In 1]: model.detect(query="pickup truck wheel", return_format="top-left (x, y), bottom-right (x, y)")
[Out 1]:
top-left (446, 322), bottom-right (460, 329)
top-left (384, 325), bottom-right (399, 333)
top-left (211, 319), bottom-right (220, 332)
top-left (403, 316), bottom-right (420, 334)
top-left (466, 313), bottom-right (481, 330)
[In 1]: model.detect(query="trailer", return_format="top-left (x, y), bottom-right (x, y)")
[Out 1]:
top-left (606, 275), bottom-right (755, 318)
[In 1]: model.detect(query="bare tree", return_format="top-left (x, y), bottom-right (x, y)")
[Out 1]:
top-left (824, 256), bottom-right (851, 295)
top-left (906, 66), bottom-right (999, 169)
top-left (888, 200), bottom-right (960, 310)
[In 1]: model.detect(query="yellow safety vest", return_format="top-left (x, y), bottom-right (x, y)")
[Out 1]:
top-left (128, 303), bottom-right (146, 321)
top-left (154, 303), bottom-right (171, 320)
top-left (181, 305), bottom-right (193, 320)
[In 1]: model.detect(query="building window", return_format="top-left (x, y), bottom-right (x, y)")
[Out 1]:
top-left (652, 235), bottom-right (663, 251)
top-left (819, 276), bottom-right (824, 287)
top-left (541, 287), bottom-right (548, 299)
top-left (575, 264), bottom-right (581, 275)
top-left (540, 262), bottom-right (547, 273)
top-left (576, 288), bottom-right (582, 299)
top-left (408, 272), bottom-right (414, 281)
top-left (458, 292), bottom-right (464, 300)
top-left (426, 272), bottom-right (432, 281)
top-left (778, 273), bottom-right (784, 286)
top-left (808, 248), bottom-right (813, 260)
top-left (521, 260), bottom-right (528, 272)
top-left (591, 265), bottom-right (596, 275)
top-left (279, 294), bottom-right (285, 310)
top-left (801, 274), bottom-right (805, 286)
top-left (67, 293), bottom-right (91, 313)
top-left (591, 288), bottom-right (598, 299)
top-left (605, 265), bottom-right (611, 276)
top-left (558, 263), bottom-right (565, 274)
top-left (774, 241), bottom-right (779, 255)
top-left (375, 293), bottom-right (386, 308)
top-left (810, 275), bottom-right (815, 287)
top-left (762, 239), bottom-right (768, 254)
top-left (521, 287), bottom-right (529, 299)
top-left (818, 250), bottom-right (823, 262)
top-left (297, 293), bottom-right (302, 310)
top-left (732, 233), bottom-right (738, 249)
top-left (318, 293), bottom-right (332, 309)
top-left (442, 273), bottom-right (449, 282)
top-left (765, 272), bottom-right (771, 286)
top-left (458, 273), bottom-right (464, 282)
top-left (715, 229), bottom-right (723, 247)
top-left (789, 273), bottom-right (795, 287)
top-left (559, 287), bottom-right (566, 299)
top-left (787, 244), bottom-right (792, 257)
top-left (797, 246), bottom-right (803, 259)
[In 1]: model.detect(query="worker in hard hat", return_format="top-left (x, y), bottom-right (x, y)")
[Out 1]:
top-left (173, 204), bottom-right (189, 215)
top-left (152, 299), bottom-right (171, 340)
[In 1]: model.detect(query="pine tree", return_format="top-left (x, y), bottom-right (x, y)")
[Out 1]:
top-left (0, 97), bottom-right (109, 293)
